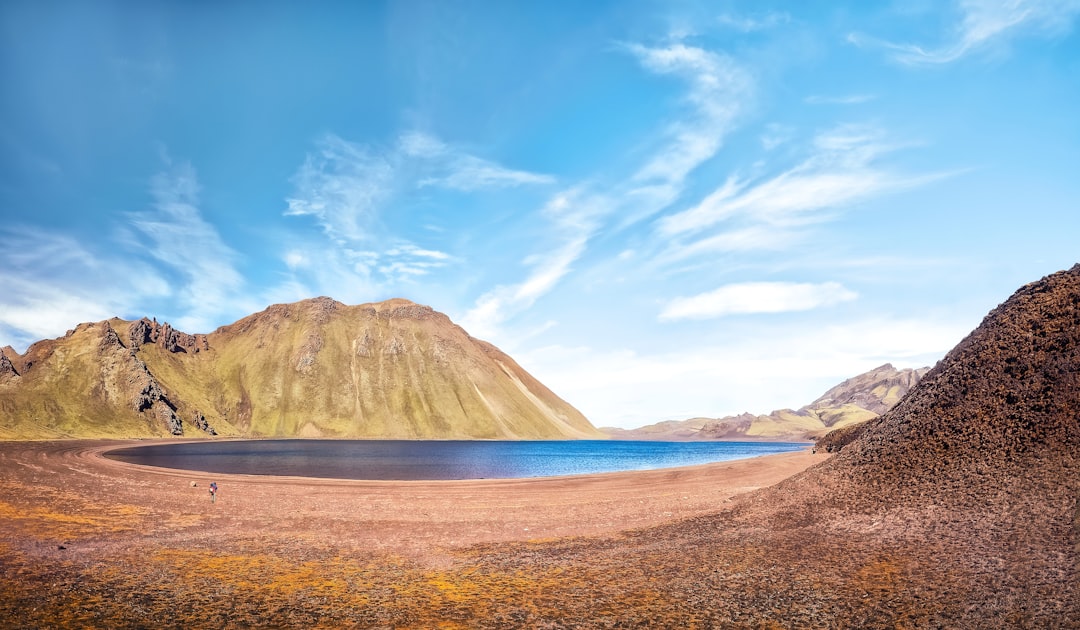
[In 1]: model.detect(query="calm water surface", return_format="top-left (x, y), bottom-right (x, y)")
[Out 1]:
top-left (105, 439), bottom-right (808, 481)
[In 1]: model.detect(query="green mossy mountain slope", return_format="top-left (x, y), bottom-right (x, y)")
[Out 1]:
top-left (0, 298), bottom-right (601, 440)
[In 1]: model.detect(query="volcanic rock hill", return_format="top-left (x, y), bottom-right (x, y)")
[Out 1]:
top-left (606, 363), bottom-right (928, 441)
top-left (747, 264), bottom-right (1080, 623)
top-left (0, 298), bottom-right (601, 440)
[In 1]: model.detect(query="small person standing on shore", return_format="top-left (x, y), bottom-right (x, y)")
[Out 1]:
top-left (209, 481), bottom-right (218, 503)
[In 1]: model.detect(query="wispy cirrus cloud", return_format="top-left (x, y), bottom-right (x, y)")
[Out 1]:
top-left (0, 228), bottom-right (134, 349)
top-left (126, 161), bottom-right (253, 332)
top-left (460, 189), bottom-right (597, 342)
top-left (283, 131), bottom-right (550, 295)
top-left (401, 132), bottom-right (556, 191)
top-left (656, 124), bottom-right (949, 261)
top-left (620, 43), bottom-right (753, 224)
top-left (659, 281), bottom-right (857, 321)
top-left (849, 0), bottom-right (1080, 65)
top-left (460, 42), bottom-right (755, 342)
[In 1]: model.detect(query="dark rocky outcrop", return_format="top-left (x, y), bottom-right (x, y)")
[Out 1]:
top-left (192, 410), bottom-right (216, 435)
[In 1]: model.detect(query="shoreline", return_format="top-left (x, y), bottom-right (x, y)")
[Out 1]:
top-left (93, 437), bottom-right (813, 485)
top-left (1, 439), bottom-right (823, 552)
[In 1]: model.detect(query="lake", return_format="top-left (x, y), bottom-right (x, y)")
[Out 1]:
top-left (105, 439), bottom-right (809, 481)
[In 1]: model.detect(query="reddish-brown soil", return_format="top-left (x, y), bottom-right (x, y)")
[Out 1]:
top-left (0, 440), bottom-right (822, 628)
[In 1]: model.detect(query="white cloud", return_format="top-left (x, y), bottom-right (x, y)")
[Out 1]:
top-left (398, 131), bottom-right (448, 158)
top-left (283, 250), bottom-right (309, 270)
top-left (850, 0), bottom-right (1080, 65)
top-left (659, 281), bottom-right (857, 321)
top-left (0, 272), bottom-right (120, 349)
top-left (285, 134), bottom-right (394, 243)
top-left (761, 123), bottom-right (795, 150)
top-left (461, 206), bottom-right (590, 342)
top-left (717, 11), bottom-right (791, 32)
top-left (385, 243), bottom-right (452, 261)
top-left (518, 315), bottom-right (967, 428)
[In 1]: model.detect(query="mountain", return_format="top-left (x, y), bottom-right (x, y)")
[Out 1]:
top-left (0, 297), bottom-right (601, 440)
top-left (604, 363), bottom-right (928, 441)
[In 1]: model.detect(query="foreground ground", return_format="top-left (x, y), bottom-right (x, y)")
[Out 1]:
top-left (2, 439), bottom-right (817, 627)
top-left (1, 440), bottom-right (1075, 627)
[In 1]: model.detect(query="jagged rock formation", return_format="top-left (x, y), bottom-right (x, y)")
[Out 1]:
top-left (0, 347), bottom-right (19, 383)
top-left (606, 363), bottom-right (928, 441)
top-left (0, 297), bottom-right (599, 440)
top-left (128, 318), bottom-right (208, 354)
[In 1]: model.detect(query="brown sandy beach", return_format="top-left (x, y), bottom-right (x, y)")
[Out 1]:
top-left (0, 439), bottom-right (820, 627)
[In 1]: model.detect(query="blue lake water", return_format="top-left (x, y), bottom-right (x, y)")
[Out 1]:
top-left (105, 439), bottom-right (808, 481)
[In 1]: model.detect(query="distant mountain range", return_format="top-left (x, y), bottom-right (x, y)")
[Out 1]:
top-left (603, 363), bottom-right (929, 442)
top-left (0, 297), bottom-right (601, 440)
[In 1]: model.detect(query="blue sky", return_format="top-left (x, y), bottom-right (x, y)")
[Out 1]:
top-left (2, 1), bottom-right (1078, 429)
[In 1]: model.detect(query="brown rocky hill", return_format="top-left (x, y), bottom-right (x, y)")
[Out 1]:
top-left (747, 264), bottom-right (1080, 623)
top-left (0, 297), bottom-right (601, 440)
top-left (605, 363), bottom-right (928, 441)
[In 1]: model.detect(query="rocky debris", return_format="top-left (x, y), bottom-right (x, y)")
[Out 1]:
top-left (383, 335), bottom-right (406, 356)
top-left (191, 411), bottom-right (216, 435)
top-left (293, 333), bottom-right (324, 374)
top-left (128, 319), bottom-right (154, 350)
top-left (305, 296), bottom-right (341, 324)
top-left (387, 302), bottom-right (437, 321)
top-left (162, 406), bottom-right (183, 435)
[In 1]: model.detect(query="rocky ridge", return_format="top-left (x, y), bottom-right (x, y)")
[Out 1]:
top-left (606, 363), bottom-right (928, 441)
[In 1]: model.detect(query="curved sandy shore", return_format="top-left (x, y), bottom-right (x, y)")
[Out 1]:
top-left (1, 439), bottom-right (820, 557)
